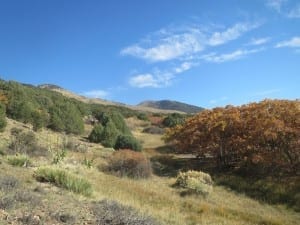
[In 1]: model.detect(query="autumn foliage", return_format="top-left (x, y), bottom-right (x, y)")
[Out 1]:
top-left (164, 100), bottom-right (300, 173)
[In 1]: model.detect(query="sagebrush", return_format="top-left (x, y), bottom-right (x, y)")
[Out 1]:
top-left (175, 170), bottom-right (213, 196)
top-left (107, 150), bottom-right (152, 179)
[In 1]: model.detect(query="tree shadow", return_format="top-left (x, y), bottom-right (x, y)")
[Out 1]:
top-left (150, 153), bottom-right (214, 177)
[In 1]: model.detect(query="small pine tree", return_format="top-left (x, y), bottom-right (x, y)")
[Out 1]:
top-left (114, 135), bottom-right (142, 151)
top-left (101, 120), bottom-right (120, 147)
top-left (88, 124), bottom-right (104, 143)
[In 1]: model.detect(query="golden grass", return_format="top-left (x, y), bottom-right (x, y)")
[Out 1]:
top-left (79, 167), bottom-right (300, 225)
top-left (0, 119), bottom-right (299, 225)
top-left (133, 131), bottom-right (165, 149)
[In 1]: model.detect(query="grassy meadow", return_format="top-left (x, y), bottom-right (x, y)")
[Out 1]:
top-left (0, 117), bottom-right (299, 225)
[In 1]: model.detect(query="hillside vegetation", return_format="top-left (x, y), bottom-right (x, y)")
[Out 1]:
top-left (0, 79), bottom-right (299, 224)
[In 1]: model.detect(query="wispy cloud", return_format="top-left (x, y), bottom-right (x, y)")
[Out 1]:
top-left (121, 22), bottom-right (259, 63)
top-left (266, 0), bottom-right (300, 18)
top-left (173, 62), bottom-right (195, 74)
top-left (266, 0), bottom-right (286, 13)
top-left (121, 31), bottom-right (205, 62)
top-left (122, 21), bottom-right (262, 88)
top-left (82, 90), bottom-right (109, 98)
top-left (202, 48), bottom-right (263, 63)
top-left (248, 37), bottom-right (270, 46)
top-left (287, 4), bottom-right (300, 18)
top-left (208, 23), bottom-right (259, 46)
top-left (275, 36), bottom-right (300, 48)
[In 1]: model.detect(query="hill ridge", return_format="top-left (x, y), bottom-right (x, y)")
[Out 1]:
top-left (138, 100), bottom-right (204, 114)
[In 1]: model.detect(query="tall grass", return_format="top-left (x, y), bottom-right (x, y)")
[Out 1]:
top-left (7, 155), bottom-right (31, 167)
top-left (34, 167), bottom-right (92, 196)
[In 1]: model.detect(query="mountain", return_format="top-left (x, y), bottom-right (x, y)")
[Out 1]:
top-left (138, 100), bottom-right (204, 114)
top-left (39, 83), bottom-right (191, 114)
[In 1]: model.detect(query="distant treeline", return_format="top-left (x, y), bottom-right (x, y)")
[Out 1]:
top-left (0, 79), bottom-right (145, 134)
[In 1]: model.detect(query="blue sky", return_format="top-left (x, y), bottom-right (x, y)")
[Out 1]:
top-left (0, 0), bottom-right (299, 108)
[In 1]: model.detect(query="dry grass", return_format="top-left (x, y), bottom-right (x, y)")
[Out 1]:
top-left (0, 119), bottom-right (299, 225)
top-left (133, 131), bottom-right (165, 149)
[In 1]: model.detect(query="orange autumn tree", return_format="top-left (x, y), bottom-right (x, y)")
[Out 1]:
top-left (164, 99), bottom-right (300, 171)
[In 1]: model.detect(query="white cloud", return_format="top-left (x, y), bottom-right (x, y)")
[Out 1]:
top-left (248, 37), bottom-right (270, 46)
top-left (82, 90), bottom-right (109, 98)
top-left (123, 21), bottom-right (262, 88)
top-left (288, 4), bottom-right (300, 18)
top-left (129, 62), bottom-right (195, 88)
top-left (275, 37), bottom-right (300, 48)
top-left (266, 0), bottom-right (286, 12)
top-left (121, 22), bottom-right (259, 62)
top-left (173, 62), bottom-right (194, 74)
top-left (202, 48), bottom-right (263, 63)
top-left (208, 23), bottom-right (259, 46)
top-left (129, 73), bottom-right (159, 88)
top-left (121, 32), bottom-right (204, 62)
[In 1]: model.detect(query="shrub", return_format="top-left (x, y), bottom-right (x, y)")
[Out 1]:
top-left (162, 113), bottom-right (185, 128)
top-left (107, 150), bottom-right (152, 179)
top-left (175, 170), bottom-right (213, 196)
top-left (64, 139), bottom-right (87, 152)
top-left (0, 195), bottom-right (15, 209)
top-left (14, 190), bottom-right (41, 205)
top-left (114, 135), bottom-right (142, 151)
top-left (82, 157), bottom-right (94, 169)
top-left (0, 175), bottom-right (19, 191)
top-left (137, 113), bottom-right (148, 121)
top-left (34, 167), bottom-right (92, 196)
top-left (7, 155), bottom-right (31, 167)
top-left (52, 149), bottom-right (67, 164)
top-left (92, 199), bottom-right (160, 225)
top-left (100, 120), bottom-right (120, 147)
top-left (88, 124), bottom-right (104, 143)
top-left (9, 129), bottom-right (48, 157)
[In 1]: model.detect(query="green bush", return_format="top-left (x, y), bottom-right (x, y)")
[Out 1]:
top-left (101, 120), bottom-right (120, 147)
top-left (0, 103), bottom-right (7, 132)
top-left (88, 124), bottom-right (104, 143)
top-left (162, 113), bottom-right (185, 128)
top-left (175, 170), bottom-right (213, 196)
top-left (114, 135), bottom-right (142, 151)
top-left (89, 111), bottom-right (138, 149)
top-left (137, 113), bottom-right (148, 121)
top-left (107, 150), bottom-right (152, 179)
top-left (34, 167), bottom-right (92, 196)
top-left (7, 155), bottom-right (31, 167)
